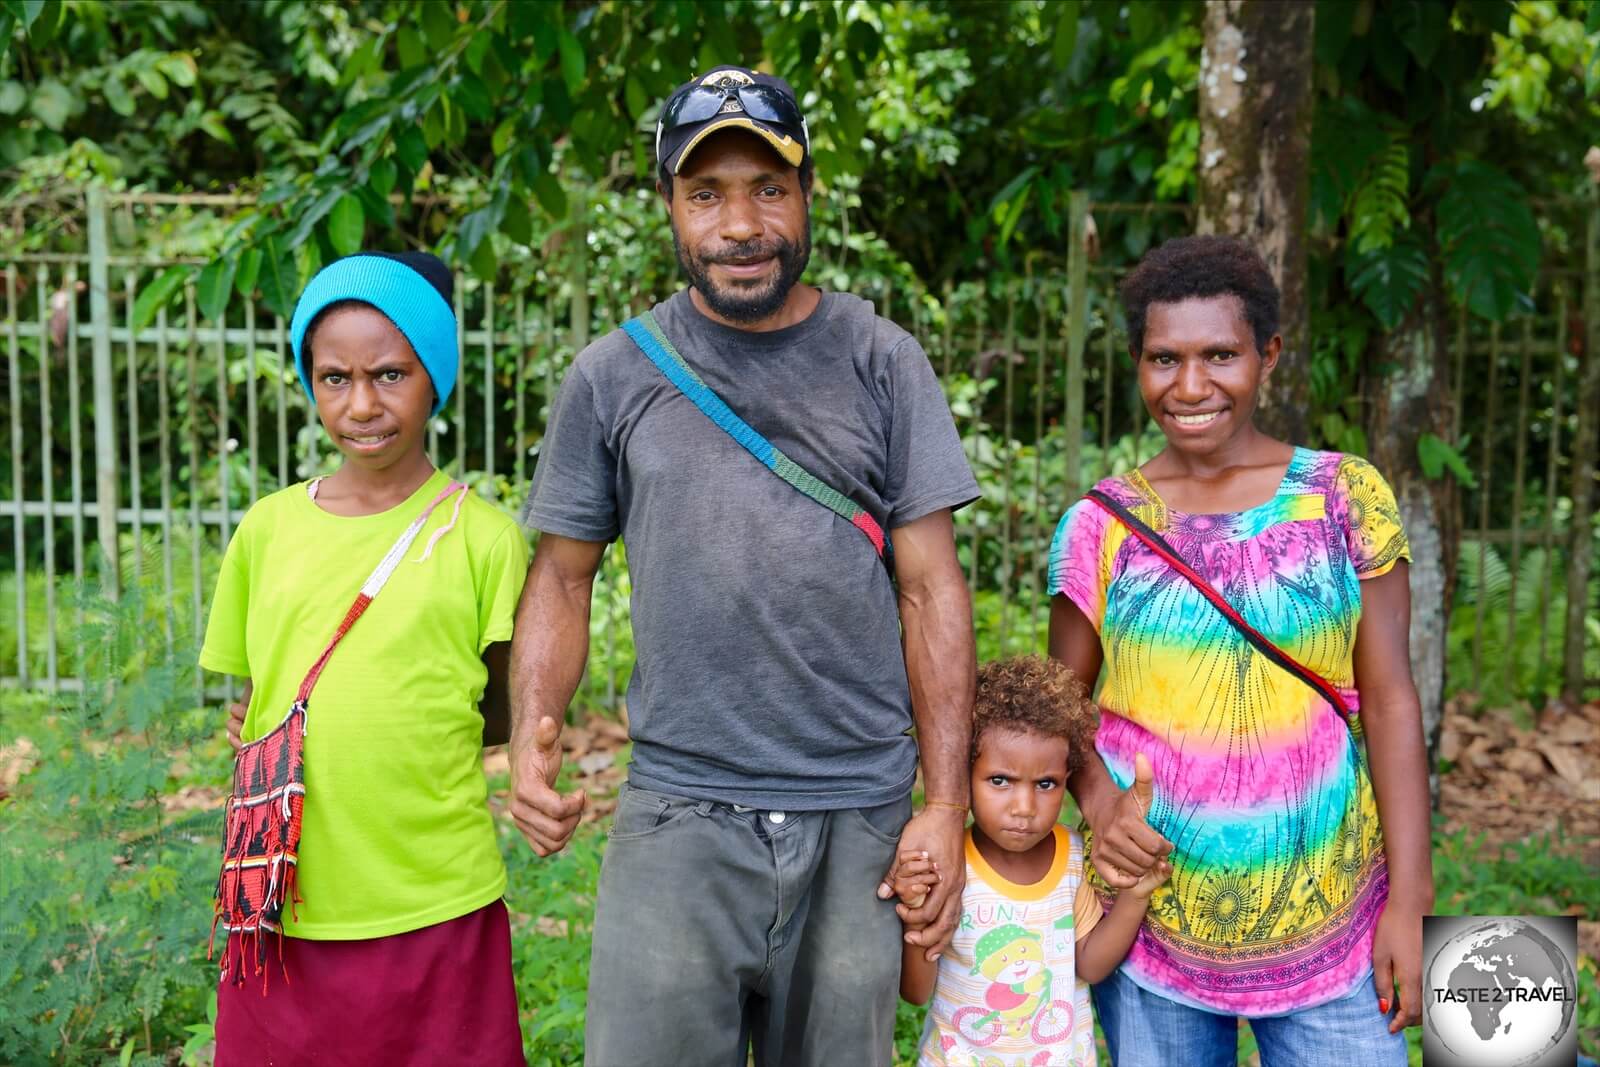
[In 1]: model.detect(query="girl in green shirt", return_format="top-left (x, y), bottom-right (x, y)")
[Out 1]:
top-left (203, 253), bottom-right (528, 1066)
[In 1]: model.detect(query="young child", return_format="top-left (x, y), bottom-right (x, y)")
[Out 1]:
top-left (896, 655), bottom-right (1169, 1067)
top-left (202, 252), bottom-right (529, 1066)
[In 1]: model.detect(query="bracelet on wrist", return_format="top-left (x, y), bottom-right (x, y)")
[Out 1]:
top-left (923, 800), bottom-right (969, 814)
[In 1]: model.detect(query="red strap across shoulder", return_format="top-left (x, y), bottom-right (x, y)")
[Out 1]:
top-left (1083, 489), bottom-right (1353, 720)
top-left (294, 481), bottom-right (467, 706)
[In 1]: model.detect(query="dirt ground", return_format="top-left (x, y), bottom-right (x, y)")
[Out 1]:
top-left (1433, 695), bottom-right (1600, 959)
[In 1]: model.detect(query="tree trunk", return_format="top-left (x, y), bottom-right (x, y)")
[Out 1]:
top-left (1364, 282), bottom-right (1457, 806)
top-left (1563, 196), bottom-right (1599, 704)
top-left (1196, 0), bottom-right (1315, 445)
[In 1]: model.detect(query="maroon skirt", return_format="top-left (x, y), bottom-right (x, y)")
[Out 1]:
top-left (215, 899), bottom-right (525, 1067)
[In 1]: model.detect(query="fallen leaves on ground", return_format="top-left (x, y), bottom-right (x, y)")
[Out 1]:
top-left (1437, 696), bottom-right (1600, 962)
top-left (1, 736), bottom-right (38, 799)
top-left (1436, 696), bottom-right (1600, 846)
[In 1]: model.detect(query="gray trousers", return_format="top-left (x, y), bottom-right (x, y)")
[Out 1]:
top-left (583, 784), bottom-right (911, 1067)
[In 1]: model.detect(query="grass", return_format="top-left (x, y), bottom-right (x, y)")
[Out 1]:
top-left (495, 803), bottom-right (1598, 1066)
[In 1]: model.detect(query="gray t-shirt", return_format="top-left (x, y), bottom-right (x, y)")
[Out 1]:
top-left (523, 289), bottom-right (979, 809)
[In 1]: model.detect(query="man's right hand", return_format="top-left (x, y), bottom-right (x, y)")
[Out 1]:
top-left (1088, 752), bottom-right (1172, 889)
top-left (225, 701), bottom-right (246, 752)
top-left (510, 715), bottom-right (586, 857)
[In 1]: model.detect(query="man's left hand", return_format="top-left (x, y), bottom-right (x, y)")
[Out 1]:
top-left (877, 805), bottom-right (966, 961)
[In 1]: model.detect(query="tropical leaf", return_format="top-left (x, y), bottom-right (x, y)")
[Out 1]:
top-left (130, 266), bottom-right (189, 331)
top-left (1053, 0), bottom-right (1081, 69)
top-left (1430, 161), bottom-right (1541, 321)
top-left (1347, 135), bottom-right (1410, 254)
top-left (1309, 97), bottom-right (1390, 228)
top-left (195, 256), bottom-right (237, 321)
top-left (326, 193), bottom-right (365, 258)
top-left (1418, 432), bottom-right (1478, 488)
top-left (1345, 231), bottom-right (1429, 329)
top-left (257, 237), bottom-right (299, 319)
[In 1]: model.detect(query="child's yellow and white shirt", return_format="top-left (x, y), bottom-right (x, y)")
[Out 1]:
top-left (918, 825), bottom-right (1100, 1067)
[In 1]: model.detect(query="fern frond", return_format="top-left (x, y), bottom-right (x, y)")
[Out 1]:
top-left (1349, 136), bottom-right (1412, 254)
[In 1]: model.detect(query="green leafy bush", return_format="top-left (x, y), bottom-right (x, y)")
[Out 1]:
top-left (0, 589), bottom-right (224, 1066)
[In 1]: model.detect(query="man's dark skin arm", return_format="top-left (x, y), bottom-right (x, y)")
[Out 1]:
top-left (1354, 562), bottom-right (1434, 1031)
top-left (507, 532), bottom-right (606, 856)
top-left (1048, 596), bottom-right (1172, 888)
top-left (873, 508), bottom-right (974, 962)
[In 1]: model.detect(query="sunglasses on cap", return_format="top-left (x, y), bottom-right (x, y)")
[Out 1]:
top-left (658, 80), bottom-right (806, 137)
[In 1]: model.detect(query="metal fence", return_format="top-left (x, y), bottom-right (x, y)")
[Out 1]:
top-left (2, 187), bottom-right (1595, 706)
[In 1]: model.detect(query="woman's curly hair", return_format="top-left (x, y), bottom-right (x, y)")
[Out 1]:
top-left (971, 655), bottom-right (1098, 777)
top-left (1118, 234), bottom-right (1279, 356)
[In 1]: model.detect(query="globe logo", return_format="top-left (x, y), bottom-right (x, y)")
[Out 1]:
top-left (1423, 916), bottom-right (1577, 1067)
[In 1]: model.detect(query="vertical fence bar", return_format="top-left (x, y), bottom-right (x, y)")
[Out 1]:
top-left (65, 262), bottom-right (85, 603)
top-left (941, 281), bottom-right (954, 379)
top-left (968, 295), bottom-right (985, 596)
top-left (999, 287), bottom-right (1016, 652)
top-left (1504, 316), bottom-right (1533, 693)
top-left (543, 291), bottom-right (556, 443)
top-left (215, 302), bottom-right (232, 550)
top-left (245, 301), bottom-right (259, 503)
top-left (157, 305), bottom-right (175, 646)
top-left (454, 284), bottom-right (467, 474)
top-left (1451, 307), bottom-right (1467, 443)
top-left (186, 285), bottom-right (203, 656)
top-left (7, 268), bottom-right (27, 686)
top-left (1063, 191), bottom-right (1089, 500)
top-left (1100, 297), bottom-right (1115, 480)
top-left (275, 319), bottom-right (289, 487)
top-left (515, 291), bottom-right (527, 486)
top-left (1536, 296), bottom-right (1567, 685)
top-left (303, 310), bottom-right (318, 474)
top-left (1472, 322), bottom-right (1500, 693)
top-left (1030, 284), bottom-right (1046, 649)
top-left (125, 272), bottom-right (142, 582)
top-left (88, 187), bottom-right (121, 596)
top-left (35, 267), bottom-right (57, 689)
top-left (484, 282), bottom-right (496, 481)
top-left (1564, 196), bottom-right (1600, 701)
top-left (570, 189), bottom-right (590, 355)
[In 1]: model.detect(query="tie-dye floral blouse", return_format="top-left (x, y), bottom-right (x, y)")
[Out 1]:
top-left (1048, 448), bottom-right (1410, 1016)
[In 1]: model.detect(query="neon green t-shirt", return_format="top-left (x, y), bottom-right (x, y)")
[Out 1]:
top-left (200, 469), bottom-right (528, 939)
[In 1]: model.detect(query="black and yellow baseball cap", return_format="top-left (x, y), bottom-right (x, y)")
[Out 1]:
top-left (655, 66), bottom-right (810, 176)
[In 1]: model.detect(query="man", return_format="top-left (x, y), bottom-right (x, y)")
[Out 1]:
top-left (509, 66), bottom-right (978, 1066)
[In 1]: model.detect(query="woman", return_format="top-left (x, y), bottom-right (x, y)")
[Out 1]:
top-left (1048, 235), bottom-right (1431, 1066)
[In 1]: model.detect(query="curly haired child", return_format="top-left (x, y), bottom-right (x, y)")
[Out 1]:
top-left (895, 655), bottom-right (1169, 1066)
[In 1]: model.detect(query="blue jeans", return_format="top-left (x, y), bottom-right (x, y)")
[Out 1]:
top-left (1092, 966), bottom-right (1407, 1067)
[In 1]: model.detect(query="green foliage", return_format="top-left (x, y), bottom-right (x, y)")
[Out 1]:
top-left (1429, 160), bottom-right (1543, 321)
top-left (1448, 536), bottom-right (1600, 707)
top-left (1417, 432), bottom-right (1478, 488)
top-left (0, 590), bottom-right (221, 1065)
top-left (1347, 133), bottom-right (1413, 256)
top-left (1345, 231), bottom-right (1431, 330)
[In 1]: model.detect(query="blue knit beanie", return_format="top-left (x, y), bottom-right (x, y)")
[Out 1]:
top-left (289, 252), bottom-right (458, 416)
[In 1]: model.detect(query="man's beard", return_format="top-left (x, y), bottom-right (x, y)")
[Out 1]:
top-left (672, 216), bottom-right (812, 324)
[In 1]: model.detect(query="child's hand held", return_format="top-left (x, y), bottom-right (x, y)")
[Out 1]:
top-left (1128, 858), bottom-right (1173, 899)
